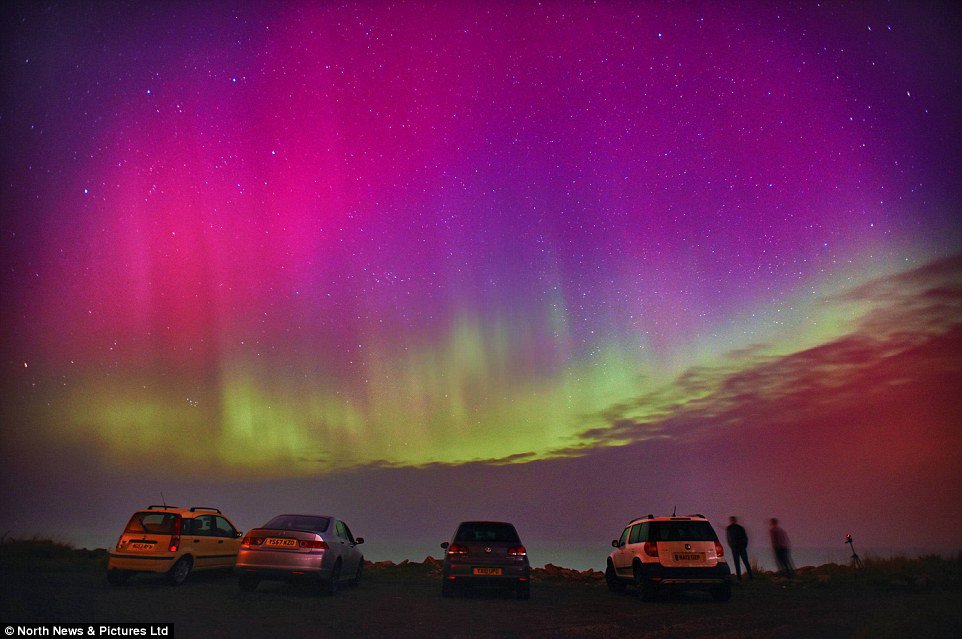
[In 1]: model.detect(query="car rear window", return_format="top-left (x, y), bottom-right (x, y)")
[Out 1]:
top-left (649, 521), bottom-right (718, 542)
top-left (262, 515), bottom-right (331, 533)
top-left (124, 512), bottom-right (180, 535)
top-left (455, 522), bottom-right (520, 543)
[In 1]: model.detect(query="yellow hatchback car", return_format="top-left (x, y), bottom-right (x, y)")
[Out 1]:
top-left (107, 505), bottom-right (243, 585)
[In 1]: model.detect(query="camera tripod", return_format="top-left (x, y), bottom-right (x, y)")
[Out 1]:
top-left (846, 535), bottom-right (863, 570)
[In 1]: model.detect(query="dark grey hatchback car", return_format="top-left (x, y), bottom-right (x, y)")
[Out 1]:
top-left (441, 521), bottom-right (530, 599)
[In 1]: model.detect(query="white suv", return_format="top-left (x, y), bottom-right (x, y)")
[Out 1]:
top-left (606, 514), bottom-right (731, 601)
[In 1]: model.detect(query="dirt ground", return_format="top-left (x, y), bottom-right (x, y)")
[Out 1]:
top-left (2, 567), bottom-right (961, 638)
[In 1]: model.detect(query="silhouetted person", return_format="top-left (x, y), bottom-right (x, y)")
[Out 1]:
top-left (769, 518), bottom-right (794, 578)
top-left (726, 516), bottom-right (753, 581)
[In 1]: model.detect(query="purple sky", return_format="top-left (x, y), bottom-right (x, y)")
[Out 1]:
top-left (1, 2), bottom-right (960, 568)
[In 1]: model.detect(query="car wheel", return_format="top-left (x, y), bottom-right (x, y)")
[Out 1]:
top-left (167, 556), bottom-right (192, 586)
top-left (711, 582), bottom-right (732, 602)
top-left (441, 580), bottom-right (456, 598)
top-left (324, 560), bottom-right (341, 596)
top-left (516, 582), bottom-right (530, 600)
top-left (106, 569), bottom-right (131, 586)
top-left (238, 574), bottom-right (259, 592)
top-left (605, 563), bottom-right (626, 592)
top-left (638, 579), bottom-right (658, 601)
top-left (349, 560), bottom-right (363, 587)
top-left (634, 564), bottom-right (657, 601)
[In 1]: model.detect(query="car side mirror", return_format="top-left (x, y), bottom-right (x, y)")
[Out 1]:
top-left (440, 542), bottom-right (449, 549)
top-left (355, 537), bottom-right (364, 545)
top-left (611, 539), bottom-right (619, 548)
top-left (235, 531), bottom-right (243, 538)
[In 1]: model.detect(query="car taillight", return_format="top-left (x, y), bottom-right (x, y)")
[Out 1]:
top-left (169, 517), bottom-right (182, 552)
top-left (507, 545), bottom-right (526, 557)
top-left (714, 541), bottom-right (725, 558)
top-left (643, 541), bottom-right (659, 558)
top-left (241, 534), bottom-right (265, 547)
top-left (299, 539), bottom-right (329, 549)
top-left (447, 543), bottom-right (468, 555)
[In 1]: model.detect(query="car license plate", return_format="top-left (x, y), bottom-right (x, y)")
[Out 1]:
top-left (472, 567), bottom-right (503, 576)
top-left (266, 538), bottom-right (298, 547)
top-left (673, 553), bottom-right (703, 561)
top-left (128, 542), bottom-right (154, 551)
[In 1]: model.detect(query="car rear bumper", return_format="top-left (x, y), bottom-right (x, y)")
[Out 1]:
top-left (235, 566), bottom-right (335, 581)
top-left (234, 548), bottom-right (331, 580)
top-left (107, 552), bottom-right (176, 573)
top-left (444, 574), bottom-right (529, 589)
top-left (443, 562), bottom-right (530, 586)
top-left (636, 562), bottom-right (731, 585)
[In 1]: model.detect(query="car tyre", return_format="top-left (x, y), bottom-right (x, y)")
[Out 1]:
top-left (516, 582), bottom-right (530, 600)
top-left (324, 560), bottom-right (341, 596)
top-left (711, 582), bottom-right (732, 602)
top-left (605, 563), bottom-right (626, 593)
top-left (441, 580), bottom-right (456, 598)
top-left (238, 574), bottom-right (259, 592)
top-left (638, 578), bottom-right (658, 601)
top-left (167, 556), bottom-right (192, 586)
top-left (106, 569), bottom-right (131, 586)
top-left (349, 560), bottom-right (363, 588)
top-left (634, 564), bottom-right (657, 602)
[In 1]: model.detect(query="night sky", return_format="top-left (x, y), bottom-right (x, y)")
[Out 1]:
top-left (2, 1), bottom-right (960, 567)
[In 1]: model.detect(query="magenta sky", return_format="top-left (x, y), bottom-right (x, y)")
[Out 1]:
top-left (1, 2), bottom-right (960, 565)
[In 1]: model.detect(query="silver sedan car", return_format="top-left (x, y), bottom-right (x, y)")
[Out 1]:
top-left (235, 514), bottom-right (364, 594)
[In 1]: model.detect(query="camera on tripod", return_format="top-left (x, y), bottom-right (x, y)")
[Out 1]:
top-left (845, 532), bottom-right (863, 569)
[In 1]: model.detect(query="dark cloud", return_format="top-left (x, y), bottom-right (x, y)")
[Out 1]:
top-left (578, 254), bottom-right (962, 449)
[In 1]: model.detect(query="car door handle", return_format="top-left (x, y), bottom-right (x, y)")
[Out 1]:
top-left (218, 540), bottom-right (224, 544)
top-left (193, 539), bottom-right (200, 543)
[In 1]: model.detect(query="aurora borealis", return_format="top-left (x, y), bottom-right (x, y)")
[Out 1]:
top-left (2, 2), bottom-right (961, 561)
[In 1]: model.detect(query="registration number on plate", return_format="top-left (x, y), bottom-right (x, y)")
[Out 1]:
top-left (266, 538), bottom-right (298, 547)
top-left (673, 553), bottom-right (703, 561)
top-left (472, 567), bottom-right (503, 576)
top-left (128, 542), bottom-right (154, 551)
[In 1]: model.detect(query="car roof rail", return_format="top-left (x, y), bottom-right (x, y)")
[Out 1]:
top-left (687, 513), bottom-right (705, 518)
top-left (189, 506), bottom-right (222, 513)
top-left (147, 504), bottom-right (177, 510)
